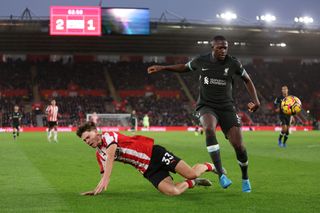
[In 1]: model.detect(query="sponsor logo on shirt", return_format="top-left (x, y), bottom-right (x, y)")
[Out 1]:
top-left (203, 76), bottom-right (227, 86)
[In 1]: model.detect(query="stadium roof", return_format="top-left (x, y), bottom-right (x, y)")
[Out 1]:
top-left (0, 19), bottom-right (320, 58)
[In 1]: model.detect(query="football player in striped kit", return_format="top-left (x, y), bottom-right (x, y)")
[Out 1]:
top-left (76, 121), bottom-right (226, 196)
top-left (45, 99), bottom-right (59, 142)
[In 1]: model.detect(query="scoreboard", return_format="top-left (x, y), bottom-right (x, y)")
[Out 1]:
top-left (50, 6), bottom-right (101, 36)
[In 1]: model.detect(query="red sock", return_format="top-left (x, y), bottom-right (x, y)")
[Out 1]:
top-left (186, 179), bottom-right (195, 188)
top-left (204, 162), bottom-right (213, 171)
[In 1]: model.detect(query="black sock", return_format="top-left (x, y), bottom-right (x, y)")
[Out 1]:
top-left (283, 132), bottom-right (289, 144)
top-left (236, 148), bottom-right (248, 180)
top-left (206, 132), bottom-right (224, 176)
top-left (17, 130), bottom-right (20, 137)
top-left (13, 132), bottom-right (16, 139)
top-left (278, 131), bottom-right (285, 142)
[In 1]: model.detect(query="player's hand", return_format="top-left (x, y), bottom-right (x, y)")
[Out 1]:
top-left (147, 65), bottom-right (165, 74)
top-left (93, 177), bottom-right (108, 195)
top-left (80, 190), bottom-right (95, 196)
top-left (247, 102), bottom-right (260, 112)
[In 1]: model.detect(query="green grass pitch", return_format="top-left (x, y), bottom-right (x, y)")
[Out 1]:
top-left (1, 131), bottom-right (319, 213)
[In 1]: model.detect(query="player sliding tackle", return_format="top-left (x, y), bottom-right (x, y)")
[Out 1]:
top-left (76, 122), bottom-right (225, 196)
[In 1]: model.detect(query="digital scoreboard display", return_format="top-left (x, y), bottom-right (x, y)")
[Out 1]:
top-left (102, 8), bottom-right (150, 35)
top-left (50, 6), bottom-right (101, 36)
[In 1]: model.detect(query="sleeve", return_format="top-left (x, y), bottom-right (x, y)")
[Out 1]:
top-left (234, 59), bottom-right (247, 77)
top-left (101, 132), bottom-right (118, 148)
top-left (185, 56), bottom-right (200, 72)
top-left (274, 97), bottom-right (280, 108)
top-left (96, 151), bottom-right (105, 174)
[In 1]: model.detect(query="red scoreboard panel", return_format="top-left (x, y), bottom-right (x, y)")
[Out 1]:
top-left (50, 6), bottom-right (101, 36)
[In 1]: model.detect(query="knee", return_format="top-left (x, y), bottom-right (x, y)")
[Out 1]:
top-left (184, 170), bottom-right (198, 179)
top-left (163, 187), bottom-right (181, 196)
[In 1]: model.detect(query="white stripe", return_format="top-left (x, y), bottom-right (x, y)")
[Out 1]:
top-left (238, 160), bottom-right (248, 166)
top-left (117, 156), bottom-right (149, 171)
top-left (120, 147), bottom-right (151, 160)
top-left (241, 69), bottom-right (247, 77)
top-left (186, 61), bottom-right (194, 71)
top-left (207, 144), bottom-right (220, 152)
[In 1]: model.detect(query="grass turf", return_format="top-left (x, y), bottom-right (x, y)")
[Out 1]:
top-left (0, 131), bottom-right (319, 213)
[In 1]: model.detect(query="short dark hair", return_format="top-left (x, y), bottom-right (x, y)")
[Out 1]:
top-left (213, 35), bottom-right (227, 42)
top-left (76, 121), bottom-right (97, 138)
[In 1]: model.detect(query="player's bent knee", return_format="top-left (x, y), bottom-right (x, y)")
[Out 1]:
top-left (163, 187), bottom-right (181, 196)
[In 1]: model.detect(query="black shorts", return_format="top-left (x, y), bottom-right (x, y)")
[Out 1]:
top-left (48, 121), bottom-right (57, 129)
top-left (143, 145), bottom-right (181, 188)
top-left (280, 115), bottom-right (291, 126)
top-left (197, 105), bottom-right (241, 137)
top-left (12, 123), bottom-right (20, 129)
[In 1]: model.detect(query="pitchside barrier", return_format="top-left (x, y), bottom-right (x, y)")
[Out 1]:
top-left (0, 126), bottom-right (314, 132)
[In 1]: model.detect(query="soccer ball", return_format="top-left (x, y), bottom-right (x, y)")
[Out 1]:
top-left (281, 96), bottom-right (302, 115)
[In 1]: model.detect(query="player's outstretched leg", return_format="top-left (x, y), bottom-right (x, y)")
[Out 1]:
top-left (227, 126), bottom-right (251, 192)
top-left (17, 127), bottom-right (20, 137)
top-left (200, 113), bottom-right (232, 189)
top-left (157, 161), bottom-right (212, 196)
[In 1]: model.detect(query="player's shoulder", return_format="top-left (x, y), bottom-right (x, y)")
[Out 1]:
top-left (227, 55), bottom-right (242, 66)
top-left (189, 52), bottom-right (210, 62)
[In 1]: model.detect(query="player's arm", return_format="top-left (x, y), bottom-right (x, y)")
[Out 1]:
top-left (148, 57), bottom-right (199, 74)
top-left (147, 64), bottom-right (189, 74)
top-left (241, 72), bottom-right (260, 112)
top-left (81, 144), bottom-right (117, 196)
top-left (274, 98), bottom-right (280, 113)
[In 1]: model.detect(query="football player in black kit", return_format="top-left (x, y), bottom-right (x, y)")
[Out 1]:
top-left (10, 105), bottom-right (22, 140)
top-left (274, 85), bottom-right (292, 148)
top-left (147, 35), bottom-right (260, 192)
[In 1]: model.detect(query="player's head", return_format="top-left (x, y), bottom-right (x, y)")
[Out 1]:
top-left (14, 105), bottom-right (19, 112)
top-left (281, 85), bottom-right (289, 96)
top-left (132, 110), bottom-right (136, 114)
top-left (51, 99), bottom-right (56, 106)
top-left (76, 121), bottom-right (101, 148)
top-left (211, 35), bottom-right (228, 61)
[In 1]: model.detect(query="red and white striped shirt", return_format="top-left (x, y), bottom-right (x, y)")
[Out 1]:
top-left (96, 132), bottom-right (154, 174)
top-left (46, 105), bottom-right (59, 122)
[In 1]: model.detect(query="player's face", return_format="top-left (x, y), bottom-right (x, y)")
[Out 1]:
top-left (51, 100), bottom-right (56, 106)
top-left (213, 40), bottom-right (228, 60)
top-left (282, 87), bottom-right (288, 96)
top-left (14, 106), bottom-right (19, 112)
top-left (81, 130), bottom-right (101, 148)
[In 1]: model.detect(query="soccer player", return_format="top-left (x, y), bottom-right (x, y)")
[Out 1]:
top-left (76, 121), bottom-right (221, 196)
top-left (10, 105), bottom-right (22, 140)
top-left (147, 35), bottom-right (260, 192)
top-left (143, 114), bottom-right (150, 130)
top-left (45, 99), bottom-right (59, 142)
top-left (274, 85), bottom-right (293, 147)
top-left (130, 110), bottom-right (138, 132)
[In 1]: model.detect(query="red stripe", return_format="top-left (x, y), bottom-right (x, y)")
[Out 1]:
top-left (120, 153), bottom-right (150, 166)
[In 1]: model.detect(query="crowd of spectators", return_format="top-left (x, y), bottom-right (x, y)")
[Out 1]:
top-left (0, 60), bottom-right (318, 127)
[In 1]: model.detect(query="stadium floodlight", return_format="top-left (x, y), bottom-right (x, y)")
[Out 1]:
top-left (256, 14), bottom-right (276, 22)
top-left (216, 11), bottom-right (237, 21)
top-left (294, 16), bottom-right (314, 24)
top-left (270, 42), bottom-right (286, 47)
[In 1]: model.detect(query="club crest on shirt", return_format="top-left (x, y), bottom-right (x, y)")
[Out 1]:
top-left (224, 67), bottom-right (229, 76)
